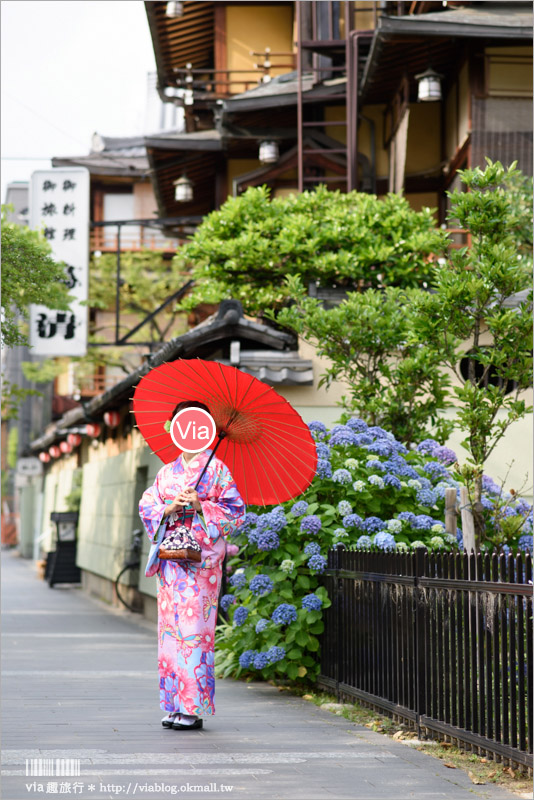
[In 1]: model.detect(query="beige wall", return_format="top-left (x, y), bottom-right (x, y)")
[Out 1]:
top-left (225, 4), bottom-right (294, 93)
top-left (486, 46), bottom-right (533, 98)
top-left (227, 158), bottom-right (262, 196)
top-left (405, 103), bottom-right (441, 174)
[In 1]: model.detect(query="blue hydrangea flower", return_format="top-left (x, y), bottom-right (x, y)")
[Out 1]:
top-left (480, 496), bottom-right (494, 510)
top-left (416, 488), bottom-right (437, 507)
top-left (255, 619), bottom-right (269, 633)
top-left (432, 445), bottom-right (457, 465)
top-left (482, 474), bottom-right (501, 495)
top-left (416, 438), bottom-right (440, 455)
top-left (356, 535), bottom-right (373, 549)
top-left (367, 425), bottom-right (389, 439)
top-left (366, 459), bottom-right (386, 472)
top-left (253, 652), bottom-right (270, 669)
top-left (308, 420), bottom-right (327, 440)
top-left (239, 649), bottom-right (257, 668)
top-left (362, 516), bottom-right (384, 533)
top-left (316, 459), bottom-right (333, 479)
top-left (518, 534), bottom-right (533, 552)
top-left (412, 514), bottom-right (436, 531)
top-left (271, 603), bottom-right (298, 625)
top-left (249, 529), bottom-right (280, 551)
top-left (407, 479), bottom-right (422, 490)
top-left (332, 468), bottom-right (352, 484)
top-left (291, 500), bottom-right (309, 517)
top-left (233, 606), bottom-right (249, 626)
top-left (302, 594), bottom-right (323, 611)
top-left (354, 433), bottom-right (373, 446)
top-left (366, 440), bottom-right (394, 457)
top-left (374, 531), bottom-right (396, 550)
top-left (386, 519), bottom-right (402, 534)
top-left (353, 480), bottom-right (365, 492)
top-left (229, 572), bottom-right (247, 590)
top-left (329, 428), bottom-right (358, 447)
top-left (368, 474), bottom-right (385, 489)
top-left (220, 594), bottom-right (236, 612)
top-left (307, 554), bottom-right (327, 573)
top-left (516, 499), bottom-right (533, 516)
top-left (398, 511), bottom-right (416, 525)
top-left (423, 461), bottom-right (451, 480)
top-left (301, 515), bottom-right (322, 535)
top-left (240, 512), bottom-right (258, 533)
top-left (383, 474), bottom-right (402, 490)
top-left (249, 574), bottom-right (274, 597)
top-left (337, 500), bottom-right (353, 516)
top-left (342, 513), bottom-right (363, 529)
top-left (334, 528), bottom-right (348, 538)
top-left (345, 417), bottom-right (368, 432)
top-left (304, 542), bottom-right (321, 556)
top-left (316, 443), bottom-right (330, 459)
top-left (266, 645), bottom-right (286, 664)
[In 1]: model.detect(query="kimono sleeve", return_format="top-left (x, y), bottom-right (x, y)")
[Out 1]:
top-left (139, 468), bottom-right (167, 543)
top-left (200, 461), bottom-right (245, 539)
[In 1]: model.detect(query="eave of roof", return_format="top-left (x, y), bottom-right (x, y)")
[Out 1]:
top-left (144, 129), bottom-right (222, 151)
top-left (51, 155), bottom-right (149, 178)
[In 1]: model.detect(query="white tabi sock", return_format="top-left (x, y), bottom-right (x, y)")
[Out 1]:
top-left (178, 713), bottom-right (198, 726)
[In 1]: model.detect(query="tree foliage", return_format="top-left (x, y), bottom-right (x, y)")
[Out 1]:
top-left (175, 185), bottom-right (447, 316)
top-left (412, 160), bottom-right (533, 542)
top-left (1, 205), bottom-right (72, 349)
top-left (274, 278), bottom-right (453, 445)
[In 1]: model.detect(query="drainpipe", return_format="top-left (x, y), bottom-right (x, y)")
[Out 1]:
top-left (348, 31), bottom-right (373, 191)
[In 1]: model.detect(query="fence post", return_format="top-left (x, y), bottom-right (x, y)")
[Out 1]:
top-left (413, 547), bottom-right (427, 740)
top-left (445, 487), bottom-right (457, 538)
top-left (460, 486), bottom-right (477, 564)
top-left (333, 544), bottom-right (342, 699)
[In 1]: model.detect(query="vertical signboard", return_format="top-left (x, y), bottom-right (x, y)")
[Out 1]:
top-left (29, 168), bottom-right (89, 356)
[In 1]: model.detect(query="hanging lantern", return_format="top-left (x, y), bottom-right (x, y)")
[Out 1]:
top-left (259, 140), bottom-right (279, 164)
top-left (86, 423), bottom-right (101, 438)
top-left (49, 445), bottom-right (61, 459)
top-left (166, 1), bottom-right (184, 18)
top-left (39, 452), bottom-right (51, 464)
top-left (67, 433), bottom-right (82, 447)
top-left (415, 67), bottom-right (442, 102)
top-left (59, 441), bottom-right (73, 455)
top-left (174, 175), bottom-right (193, 203)
top-left (104, 410), bottom-right (120, 428)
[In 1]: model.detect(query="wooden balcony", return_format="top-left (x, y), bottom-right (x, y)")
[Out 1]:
top-left (90, 229), bottom-right (181, 254)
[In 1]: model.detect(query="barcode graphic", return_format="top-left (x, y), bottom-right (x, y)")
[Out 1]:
top-left (26, 758), bottom-right (81, 776)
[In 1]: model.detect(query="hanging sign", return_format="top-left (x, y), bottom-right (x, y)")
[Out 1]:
top-left (29, 168), bottom-right (90, 356)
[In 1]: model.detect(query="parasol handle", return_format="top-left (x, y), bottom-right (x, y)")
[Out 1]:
top-left (193, 430), bottom-right (227, 492)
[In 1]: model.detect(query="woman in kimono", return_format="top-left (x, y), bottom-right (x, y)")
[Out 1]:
top-left (139, 401), bottom-right (245, 730)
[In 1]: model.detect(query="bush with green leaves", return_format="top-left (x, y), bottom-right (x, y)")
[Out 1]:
top-left (176, 185), bottom-right (447, 317)
top-left (215, 418), bottom-right (533, 682)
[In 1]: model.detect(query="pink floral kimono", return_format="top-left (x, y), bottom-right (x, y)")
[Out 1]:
top-left (139, 449), bottom-right (245, 717)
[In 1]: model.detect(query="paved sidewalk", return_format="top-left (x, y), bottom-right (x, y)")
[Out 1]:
top-left (1, 549), bottom-right (521, 800)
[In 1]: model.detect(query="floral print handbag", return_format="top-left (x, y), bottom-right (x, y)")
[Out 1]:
top-left (158, 504), bottom-right (202, 562)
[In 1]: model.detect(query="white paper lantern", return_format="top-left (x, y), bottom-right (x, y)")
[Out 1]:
top-left (259, 141), bottom-right (279, 164)
top-left (415, 67), bottom-right (442, 102)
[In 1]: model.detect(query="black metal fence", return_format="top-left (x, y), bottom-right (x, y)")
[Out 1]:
top-left (319, 547), bottom-right (533, 770)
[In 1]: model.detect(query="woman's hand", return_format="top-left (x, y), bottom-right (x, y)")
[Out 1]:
top-left (162, 496), bottom-right (188, 517)
top-left (178, 488), bottom-right (202, 513)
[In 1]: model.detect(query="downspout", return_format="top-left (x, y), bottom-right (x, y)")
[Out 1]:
top-left (359, 114), bottom-right (376, 194)
top-left (348, 31), bottom-right (374, 191)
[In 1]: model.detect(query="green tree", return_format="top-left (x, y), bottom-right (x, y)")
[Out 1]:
top-left (274, 278), bottom-right (453, 445)
top-left (175, 185), bottom-right (447, 317)
top-left (412, 160), bottom-right (533, 544)
top-left (1, 205), bottom-right (72, 348)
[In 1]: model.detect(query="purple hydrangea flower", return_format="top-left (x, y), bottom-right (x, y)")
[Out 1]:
top-left (367, 426), bottom-right (389, 439)
top-left (384, 474), bottom-right (402, 490)
top-left (271, 603), bottom-right (298, 625)
top-left (518, 534), bottom-right (533, 552)
top-left (417, 438), bottom-right (440, 455)
top-left (423, 461), bottom-right (451, 480)
top-left (301, 515), bottom-right (322, 535)
top-left (345, 417), bottom-right (368, 433)
top-left (304, 542), bottom-right (321, 556)
top-left (374, 531), bottom-right (397, 550)
top-left (342, 513), bottom-right (363, 529)
top-left (291, 500), bottom-right (309, 517)
top-left (239, 649), bottom-right (257, 668)
top-left (229, 572), bottom-right (247, 590)
top-left (220, 594), bottom-right (236, 612)
top-left (332, 468), bottom-right (352, 484)
top-left (482, 474), bottom-right (501, 495)
top-left (233, 606), bottom-right (249, 626)
top-left (302, 594), bottom-right (323, 611)
top-left (307, 554), bottom-right (327, 573)
top-left (316, 459), bottom-right (333, 479)
top-left (249, 574), bottom-right (274, 597)
top-left (432, 446), bottom-right (457, 466)
top-left (362, 516), bottom-right (384, 534)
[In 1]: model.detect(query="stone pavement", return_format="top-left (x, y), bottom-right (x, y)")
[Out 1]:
top-left (1, 550), bottom-right (521, 800)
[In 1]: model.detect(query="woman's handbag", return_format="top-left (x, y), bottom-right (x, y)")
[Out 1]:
top-left (158, 507), bottom-right (202, 563)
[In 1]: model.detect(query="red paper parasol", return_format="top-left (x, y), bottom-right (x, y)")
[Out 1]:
top-left (132, 359), bottom-right (317, 506)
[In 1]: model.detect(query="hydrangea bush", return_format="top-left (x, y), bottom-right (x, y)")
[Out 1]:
top-left (215, 420), bottom-right (533, 683)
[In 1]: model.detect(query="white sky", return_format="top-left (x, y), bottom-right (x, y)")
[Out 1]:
top-left (1, 0), bottom-right (156, 202)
